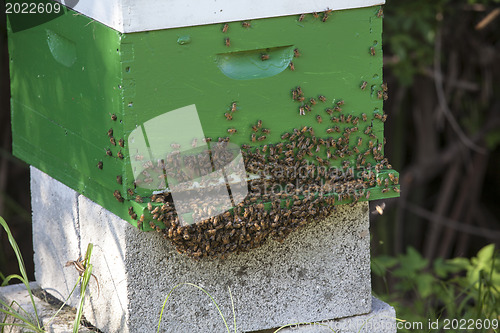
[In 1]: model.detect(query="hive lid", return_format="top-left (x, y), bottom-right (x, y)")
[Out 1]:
top-left (56, 0), bottom-right (384, 33)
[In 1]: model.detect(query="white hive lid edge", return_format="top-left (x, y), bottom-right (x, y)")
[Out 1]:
top-left (56, 0), bottom-right (385, 33)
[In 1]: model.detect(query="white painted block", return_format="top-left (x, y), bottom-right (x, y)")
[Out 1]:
top-left (56, 0), bottom-right (385, 32)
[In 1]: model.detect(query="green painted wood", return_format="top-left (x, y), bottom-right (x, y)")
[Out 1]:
top-left (8, 4), bottom-right (398, 231)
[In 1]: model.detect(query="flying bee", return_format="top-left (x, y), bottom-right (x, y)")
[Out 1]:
top-left (293, 48), bottom-right (301, 57)
top-left (258, 135), bottom-right (266, 141)
top-left (261, 54), bottom-right (270, 61)
top-left (113, 190), bottom-right (124, 203)
top-left (370, 46), bottom-right (376, 56)
top-left (225, 37), bottom-right (230, 47)
top-left (360, 81), bottom-right (368, 90)
top-left (227, 128), bottom-right (237, 134)
top-left (241, 21), bottom-right (251, 28)
top-left (261, 128), bottom-right (270, 134)
top-left (371, 202), bottom-right (385, 215)
top-left (289, 62), bottom-right (295, 71)
top-left (230, 102), bottom-right (237, 112)
top-left (224, 112), bottom-right (233, 120)
top-left (222, 23), bottom-right (229, 33)
top-left (316, 115), bottom-right (323, 123)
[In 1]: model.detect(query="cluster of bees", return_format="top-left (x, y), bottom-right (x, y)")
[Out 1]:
top-left (117, 104), bottom-right (398, 259)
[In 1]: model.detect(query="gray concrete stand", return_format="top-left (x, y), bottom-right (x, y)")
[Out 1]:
top-left (31, 167), bottom-right (391, 333)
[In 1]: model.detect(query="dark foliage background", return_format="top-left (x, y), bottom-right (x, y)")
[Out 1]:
top-left (0, 0), bottom-right (499, 323)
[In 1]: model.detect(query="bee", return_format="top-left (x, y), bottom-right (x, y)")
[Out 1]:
top-left (135, 195), bottom-right (143, 203)
top-left (147, 202), bottom-right (153, 211)
top-left (117, 151), bottom-right (124, 159)
top-left (107, 128), bottom-right (113, 137)
top-left (97, 161), bottom-right (103, 169)
top-left (393, 186), bottom-right (400, 193)
top-left (357, 137), bottom-right (363, 146)
top-left (170, 143), bottom-right (181, 150)
top-left (289, 62), bottom-right (295, 71)
top-left (258, 135), bottom-right (266, 141)
top-left (111, 114), bottom-right (117, 121)
top-left (116, 175), bottom-right (122, 185)
top-left (304, 104), bottom-right (311, 112)
top-left (241, 21), bottom-right (251, 28)
top-left (261, 128), bottom-right (270, 134)
top-left (227, 128), bottom-right (237, 134)
top-left (224, 112), bottom-right (233, 120)
top-left (371, 202), bottom-right (385, 215)
top-left (222, 23), bottom-right (229, 33)
top-left (294, 48), bottom-right (301, 57)
top-left (106, 149), bottom-right (112, 156)
top-left (110, 137), bottom-right (116, 146)
top-left (231, 102), bottom-right (237, 112)
top-left (393, 176), bottom-right (399, 185)
top-left (364, 126), bottom-right (372, 135)
top-left (281, 133), bottom-right (290, 140)
top-left (251, 133), bottom-right (256, 142)
top-left (225, 37), bottom-right (230, 47)
top-left (261, 54), bottom-right (270, 61)
top-left (251, 124), bottom-right (258, 132)
top-left (318, 95), bottom-right (327, 103)
top-left (299, 106), bottom-right (305, 116)
top-left (298, 13), bottom-right (305, 22)
top-left (203, 137), bottom-right (212, 143)
top-left (316, 115), bottom-right (322, 123)
top-left (377, 90), bottom-right (383, 99)
top-left (370, 46), bottom-right (376, 56)
top-left (257, 120), bottom-right (262, 128)
top-left (296, 86), bottom-right (303, 96)
top-left (331, 116), bottom-right (339, 123)
top-left (376, 8), bottom-right (384, 18)
top-left (362, 113), bottom-right (367, 121)
top-left (360, 81), bottom-right (368, 90)
top-left (312, 12), bottom-right (319, 19)
top-left (326, 128), bottom-right (335, 134)
top-left (381, 188), bottom-right (390, 193)
top-left (292, 89), bottom-right (298, 100)
top-left (346, 114), bottom-right (352, 123)
top-left (381, 114), bottom-right (388, 122)
top-left (118, 139), bottom-right (125, 148)
top-left (383, 92), bottom-right (388, 101)
top-left (113, 190), bottom-right (124, 203)
top-left (381, 82), bottom-right (388, 92)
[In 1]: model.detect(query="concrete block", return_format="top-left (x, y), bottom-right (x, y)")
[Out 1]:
top-left (31, 166), bottom-right (82, 307)
top-left (32, 167), bottom-right (373, 333)
top-left (0, 282), bottom-right (93, 333)
top-left (271, 296), bottom-right (396, 333)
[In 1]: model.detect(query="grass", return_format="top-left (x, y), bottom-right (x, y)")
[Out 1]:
top-left (0, 216), bottom-right (94, 333)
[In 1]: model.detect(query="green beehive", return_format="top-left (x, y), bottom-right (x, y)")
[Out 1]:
top-left (8, 0), bottom-right (398, 258)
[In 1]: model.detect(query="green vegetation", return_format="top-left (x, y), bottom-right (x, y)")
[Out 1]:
top-left (373, 244), bottom-right (499, 332)
top-left (0, 216), bottom-right (94, 333)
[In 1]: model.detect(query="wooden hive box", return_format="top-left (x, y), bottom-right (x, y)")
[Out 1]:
top-left (8, 0), bottom-right (398, 257)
